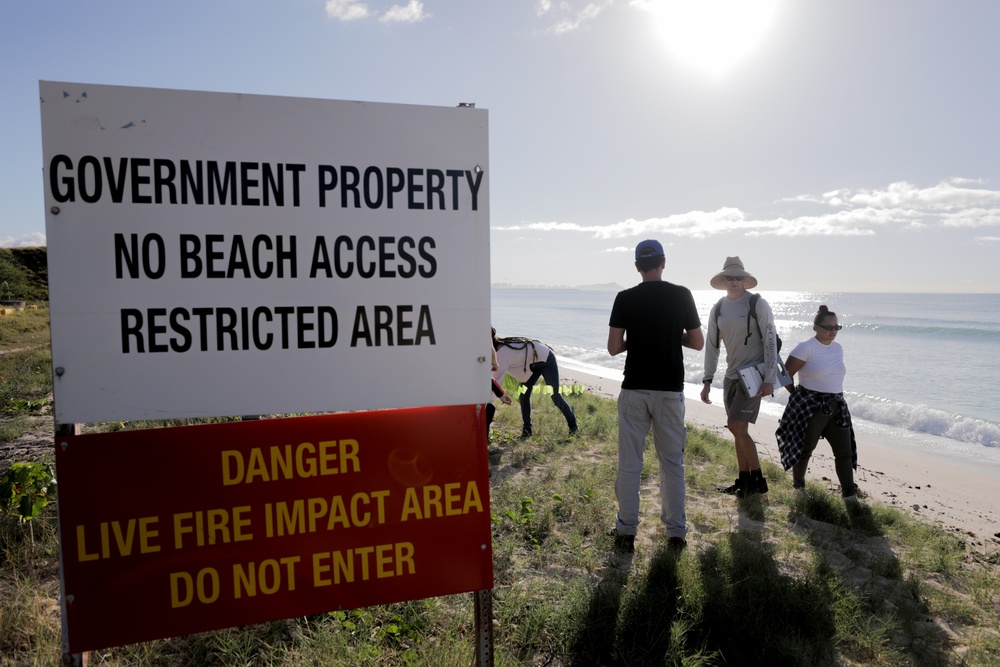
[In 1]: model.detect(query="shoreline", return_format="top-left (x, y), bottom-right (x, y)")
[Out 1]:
top-left (560, 367), bottom-right (1000, 546)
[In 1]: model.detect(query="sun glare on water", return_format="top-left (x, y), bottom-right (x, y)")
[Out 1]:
top-left (651, 0), bottom-right (779, 76)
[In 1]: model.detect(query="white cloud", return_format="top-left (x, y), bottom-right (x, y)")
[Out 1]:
top-left (843, 179), bottom-right (1000, 211)
top-left (325, 0), bottom-right (371, 21)
top-left (495, 208), bottom-right (776, 239)
top-left (975, 236), bottom-right (1000, 244)
top-left (1, 232), bottom-right (47, 248)
top-left (782, 179), bottom-right (1000, 213)
top-left (943, 208), bottom-right (1000, 228)
top-left (544, 1), bottom-right (611, 35)
top-left (495, 179), bottom-right (1000, 241)
top-left (756, 209), bottom-right (891, 237)
top-left (326, 0), bottom-right (428, 23)
top-left (380, 0), bottom-right (429, 23)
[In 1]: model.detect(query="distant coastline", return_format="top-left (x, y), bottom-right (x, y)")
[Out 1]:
top-left (492, 284), bottom-right (1000, 296)
top-left (491, 283), bottom-right (624, 292)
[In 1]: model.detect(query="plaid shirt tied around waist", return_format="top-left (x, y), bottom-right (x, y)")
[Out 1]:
top-left (775, 386), bottom-right (857, 471)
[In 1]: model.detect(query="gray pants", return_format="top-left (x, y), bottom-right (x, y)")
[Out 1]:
top-left (615, 389), bottom-right (687, 539)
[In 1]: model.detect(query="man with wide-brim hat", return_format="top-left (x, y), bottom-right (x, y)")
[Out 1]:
top-left (701, 256), bottom-right (779, 497)
top-left (709, 256), bottom-right (759, 290)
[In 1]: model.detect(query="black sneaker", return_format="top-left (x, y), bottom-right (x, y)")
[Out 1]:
top-left (740, 476), bottom-right (769, 497)
top-left (519, 429), bottom-right (532, 440)
top-left (610, 530), bottom-right (635, 554)
top-left (666, 536), bottom-right (687, 550)
top-left (718, 478), bottom-right (743, 495)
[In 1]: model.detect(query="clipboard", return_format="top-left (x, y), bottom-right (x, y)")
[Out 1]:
top-left (737, 359), bottom-right (792, 396)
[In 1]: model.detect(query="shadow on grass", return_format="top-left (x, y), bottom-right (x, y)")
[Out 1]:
top-left (790, 493), bottom-right (954, 665)
top-left (693, 531), bottom-right (838, 666)
top-left (567, 550), bottom-right (635, 665)
top-left (567, 532), bottom-right (843, 666)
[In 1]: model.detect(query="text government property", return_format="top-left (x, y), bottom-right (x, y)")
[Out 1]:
top-left (49, 156), bottom-right (485, 211)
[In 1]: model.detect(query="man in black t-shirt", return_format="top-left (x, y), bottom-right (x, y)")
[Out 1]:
top-left (607, 239), bottom-right (703, 552)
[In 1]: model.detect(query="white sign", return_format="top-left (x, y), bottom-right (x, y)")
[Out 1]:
top-left (40, 82), bottom-right (491, 424)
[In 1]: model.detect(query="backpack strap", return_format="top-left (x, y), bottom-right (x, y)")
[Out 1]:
top-left (745, 293), bottom-right (761, 345)
top-left (714, 293), bottom-right (764, 347)
top-left (498, 337), bottom-right (542, 372)
top-left (711, 298), bottom-right (724, 349)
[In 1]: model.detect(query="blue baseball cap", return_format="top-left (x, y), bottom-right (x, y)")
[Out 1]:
top-left (635, 239), bottom-right (664, 260)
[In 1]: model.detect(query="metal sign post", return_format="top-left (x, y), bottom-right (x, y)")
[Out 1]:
top-left (474, 588), bottom-right (494, 666)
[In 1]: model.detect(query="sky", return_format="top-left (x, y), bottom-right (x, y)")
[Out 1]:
top-left (2, 0), bottom-right (999, 293)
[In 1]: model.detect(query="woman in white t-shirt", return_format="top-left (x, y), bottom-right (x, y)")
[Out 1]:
top-left (775, 305), bottom-right (859, 502)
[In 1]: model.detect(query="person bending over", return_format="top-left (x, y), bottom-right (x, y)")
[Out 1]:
top-left (492, 328), bottom-right (577, 438)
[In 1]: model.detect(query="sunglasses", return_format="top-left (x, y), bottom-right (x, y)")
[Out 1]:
top-left (817, 324), bottom-right (842, 331)
top-left (723, 275), bottom-right (744, 281)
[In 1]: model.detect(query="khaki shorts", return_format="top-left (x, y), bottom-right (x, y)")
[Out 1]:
top-left (723, 377), bottom-right (761, 423)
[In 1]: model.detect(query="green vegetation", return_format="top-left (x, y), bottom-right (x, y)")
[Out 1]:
top-left (0, 306), bottom-right (53, 445)
top-left (0, 462), bottom-right (55, 549)
top-left (2, 386), bottom-right (998, 666)
top-left (0, 304), bottom-right (50, 353)
top-left (0, 345), bottom-right (52, 419)
top-left (0, 247), bottom-right (48, 304)
top-left (0, 462), bottom-right (56, 525)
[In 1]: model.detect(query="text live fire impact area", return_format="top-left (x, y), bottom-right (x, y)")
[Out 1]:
top-left (40, 82), bottom-right (491, 423)
top-left (55, 406), bottom-right (493, 653)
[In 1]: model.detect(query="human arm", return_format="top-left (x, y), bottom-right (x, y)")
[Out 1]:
top-left (757, 297), bottom-right (779, 386)
top-left (783, 356), bottom-right (805, 393)
top-left (491, 378), bottom-right (513, 405)
top-left (607, 327), bottom-right (627, 356)
top-left (682, 327), bottom-right (704, 351)
top-left (702, 302), bottom-right (720, 398)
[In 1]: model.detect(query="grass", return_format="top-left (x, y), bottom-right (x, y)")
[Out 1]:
top-left (0, 307), bottom-right (53, 445)
top-left (2, 318), bottom-right (1000, 664)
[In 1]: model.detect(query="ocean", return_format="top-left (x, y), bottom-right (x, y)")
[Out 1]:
top-left (491, 288), bottom-right (1000, 464)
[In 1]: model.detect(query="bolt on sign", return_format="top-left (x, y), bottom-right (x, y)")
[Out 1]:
top-left (40, 81), bottom-right (491, 424)
top-left (56, 406), bottom-right (493, 653)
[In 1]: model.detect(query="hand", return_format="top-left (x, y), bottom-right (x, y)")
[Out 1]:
top-left (760, 382), bottom-right (774, 398)
top-left (700, 382), bottom-right (712, 404)
top-left (500, 395), bottom-right (513, 405)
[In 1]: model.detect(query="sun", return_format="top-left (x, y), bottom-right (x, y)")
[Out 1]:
top-left (650, 0), bottom-right (779, 76)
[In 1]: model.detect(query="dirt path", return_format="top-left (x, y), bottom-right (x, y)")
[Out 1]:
top-left (0, 417), bottom-right (54, 473)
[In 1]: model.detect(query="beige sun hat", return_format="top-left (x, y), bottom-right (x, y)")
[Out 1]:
top-left (710, 256), bottom-right (758, 290)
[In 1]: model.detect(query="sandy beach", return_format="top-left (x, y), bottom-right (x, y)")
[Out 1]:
top-left (561, 368), bottom-right (1000, 547)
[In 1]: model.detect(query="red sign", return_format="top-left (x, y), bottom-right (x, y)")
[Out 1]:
top-left (55, 405), bottom-right (493, 653)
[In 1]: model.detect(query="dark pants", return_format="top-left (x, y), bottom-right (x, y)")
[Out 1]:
top-left (791, 401), bottom-right (855, 496)
top-left (520, 354), bottom-right (577, 434)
